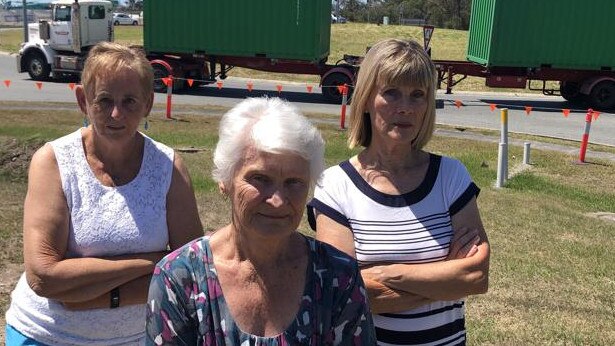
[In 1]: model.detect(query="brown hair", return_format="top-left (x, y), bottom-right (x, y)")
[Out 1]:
top-left (348, 39), bottom-right (437, 150)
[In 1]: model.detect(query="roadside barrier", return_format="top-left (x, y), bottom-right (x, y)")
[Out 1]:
top-left (5, 78), bottom-right (607, 155)
top-left (451, 100), bottom-right (606, 167)
top-left (147, 76), bottom-right (353, 127)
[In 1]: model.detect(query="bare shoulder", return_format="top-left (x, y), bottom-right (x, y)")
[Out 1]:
top-left (29, 143), bottom-right (59, 175)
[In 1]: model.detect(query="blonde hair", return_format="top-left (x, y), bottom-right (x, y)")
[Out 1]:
top-left (348, 39), bottom-right (437, 150)
top-left (81, 42), bottom-right (153, 99)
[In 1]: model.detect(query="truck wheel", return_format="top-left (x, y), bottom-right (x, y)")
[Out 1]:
top-left (114, 21), bottom-right (120, 25)
top-left (560, 81), bottom-right (584, 103)
top-left (321, 72), bottom-right (352, 103)
top-left (25, 52), bottom-right (51, 81)
top-left (589, 81), bottom-right (615, 110)
top-left (132, 21), bottom-right (138, 26)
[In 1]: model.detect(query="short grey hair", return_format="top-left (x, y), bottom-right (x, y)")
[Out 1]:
top-left (213, 97), bottom-right (325, 186)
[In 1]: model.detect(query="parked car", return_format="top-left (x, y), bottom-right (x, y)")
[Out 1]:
top-left (113, 13), bottom-right (138, 25)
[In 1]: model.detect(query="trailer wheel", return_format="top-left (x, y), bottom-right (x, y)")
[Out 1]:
top-left (152, 62), bottom-right (185, 92)
top-left (152, 63), bottom-right (169, 92)
top-left (321, 72), bottom-right (352, 103)
top-left (560, 81), bottom-right (584, 103)
top-left (589, 80), bottom-right (615, 110)
top-left (25, 52), bottom-right (50, 81)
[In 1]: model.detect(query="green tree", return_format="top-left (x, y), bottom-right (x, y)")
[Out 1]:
top-left (340, 0), bottom-right (368, 22)
top-left (348, 0), bottom-right (471, 29)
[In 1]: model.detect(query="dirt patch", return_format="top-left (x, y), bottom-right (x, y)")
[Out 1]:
top-left (0, 137), bottom-right (45, 181)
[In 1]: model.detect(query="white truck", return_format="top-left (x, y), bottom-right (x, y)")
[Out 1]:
top-left (16, 0), bottom-right (113, 80)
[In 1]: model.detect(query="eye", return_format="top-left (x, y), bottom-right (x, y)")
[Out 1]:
top-left (93, 97), bottom-right (112, 108)
top-left (412, 89), bottom-right (426, 98)
top-left (123, 97), bottom-right (138, 107)
top-left (381, 88), bottom-right (402, 100)
top-left (249, 174), bottom-right (270, 185)
top-left (285, 177), bottom-right (307, 188)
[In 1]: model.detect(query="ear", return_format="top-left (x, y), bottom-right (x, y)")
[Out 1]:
top-left (218, 181), bottom-right (227, 195)
top-left (75, 85), bottom-right (89, 115)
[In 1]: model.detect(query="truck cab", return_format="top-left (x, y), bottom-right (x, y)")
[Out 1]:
top-left (17, 0), bottom-right (113, 80)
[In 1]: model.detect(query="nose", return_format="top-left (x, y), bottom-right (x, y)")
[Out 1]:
top-left (110, 102), bottom-right (124, 120)
top-left (398, 95), bottom-right (415, 115)
top-left (266, 188), bottom-right (286, 208)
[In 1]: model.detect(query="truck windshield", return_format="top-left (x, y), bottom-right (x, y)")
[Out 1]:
top-left (54, 6), bottom-right (71, 21)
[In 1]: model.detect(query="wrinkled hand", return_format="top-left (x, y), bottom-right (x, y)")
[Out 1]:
top-left (361, 264), bottom-right (388, 283)
top-left (447, 227), bottom-right (481, 260)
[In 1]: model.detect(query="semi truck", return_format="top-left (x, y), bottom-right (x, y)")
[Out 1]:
top-left (433, 0), bottom-right (615, 110)
top-left (16, 0), bottom-right (113, 82)
top-left (16, 0), bottom-right (358, 103)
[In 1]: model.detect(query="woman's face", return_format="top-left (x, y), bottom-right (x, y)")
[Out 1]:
top-left (366, 82), bottom-right (428, 147)
top-left (226, 147), bottom-right (310, 239)
top-left (77, 67), bottom-right (153, 142)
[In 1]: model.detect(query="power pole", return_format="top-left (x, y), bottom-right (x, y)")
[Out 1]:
top-left (22, 0), bottom-right (27, 42)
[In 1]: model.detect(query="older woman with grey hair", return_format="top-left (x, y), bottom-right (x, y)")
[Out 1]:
top-left (145, 97), bottom-right (376, 345)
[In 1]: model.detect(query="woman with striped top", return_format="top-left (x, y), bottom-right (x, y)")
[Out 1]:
top-left (308, 38), bottom-right (490, 346)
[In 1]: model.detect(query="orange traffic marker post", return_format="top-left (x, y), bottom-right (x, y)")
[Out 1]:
top-left (577, 109), bottom-right (593, 163)
top-left (339, 84), bottom-right (349, 130)
top-left (165, 76), bottom-right (173, 119)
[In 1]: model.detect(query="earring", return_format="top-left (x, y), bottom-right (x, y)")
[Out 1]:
top-left (83, 117), bottom-right (89, 127)
top-left (144, 119), bottom-right (149, 130)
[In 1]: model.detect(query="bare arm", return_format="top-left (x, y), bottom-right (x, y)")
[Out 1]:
top-left (24, 145), bottom-right (169, 303)
top-left (364, 197), bottom-right (490, 301)
top-left (166, 152), bottom-right (203, 250)
top-left (314, 213), bottom-right (431, 313)
top-left (62, 274), bottom-right (153, 310)
top-left (363, 278), bottom-right (433, 314)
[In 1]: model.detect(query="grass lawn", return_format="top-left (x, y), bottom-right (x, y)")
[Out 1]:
top-left (0, 23), bottom-right (552, 93)
top-left (0, 104), bottom-right (614, 344)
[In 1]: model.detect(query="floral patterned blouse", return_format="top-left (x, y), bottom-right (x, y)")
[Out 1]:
top-left (146, 235), bottom-right (376, 345)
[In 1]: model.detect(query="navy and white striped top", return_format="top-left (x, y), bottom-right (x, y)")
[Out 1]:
top-left (308, 154), bottom-right (479, 346)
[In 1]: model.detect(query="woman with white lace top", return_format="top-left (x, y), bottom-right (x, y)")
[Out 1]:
top-left (5, 42), bottom-right (203, 345)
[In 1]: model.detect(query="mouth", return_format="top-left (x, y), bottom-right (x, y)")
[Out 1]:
top-left (106, 124), bottom-right (126, 130)
top-left (393, 122), bottom-right (413, 128)
top-left (257, 213), bottom-right (289, 220)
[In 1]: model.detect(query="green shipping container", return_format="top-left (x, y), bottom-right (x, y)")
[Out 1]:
top-left (467, 0), bottom-right (615, 70)
top-left (144, 0), bottom-right (331, 62)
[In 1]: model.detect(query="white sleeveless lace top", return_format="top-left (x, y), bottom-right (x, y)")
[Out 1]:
top-left (6, 128), bottom-right (174, 346)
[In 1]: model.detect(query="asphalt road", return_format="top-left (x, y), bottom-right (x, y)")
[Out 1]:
top-left (0, 53), bottom-right (613, 146)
